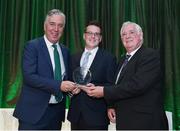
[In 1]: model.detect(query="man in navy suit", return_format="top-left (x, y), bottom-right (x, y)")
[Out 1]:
top-left (67, 20), bottom-right (117, 130)
top-left (13, 9), bottom-right (76, 130)
top-left (82, 21), bottom-right (168, 130)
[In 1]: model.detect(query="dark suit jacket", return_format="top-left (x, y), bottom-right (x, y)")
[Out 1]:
top-left (67, 48), bottom-right (117, 126)
top-left (13, 37), bottom-right (71, 124)
top-left (104, 46), bottom-right (168, 130)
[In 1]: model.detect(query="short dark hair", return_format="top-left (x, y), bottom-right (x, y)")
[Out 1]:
top-left (84, 20), bottom-right (102, 33)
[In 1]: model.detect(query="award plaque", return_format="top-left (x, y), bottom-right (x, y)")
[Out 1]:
top-left (73, 67), bottom-right (92, 86)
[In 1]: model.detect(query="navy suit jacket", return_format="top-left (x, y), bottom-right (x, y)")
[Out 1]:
top-left (67, 48), bottom-right (117, 126)
top-left (13, 37), bottom-right (71, 124)
top-left (104, 46), bottom-right (168, 130)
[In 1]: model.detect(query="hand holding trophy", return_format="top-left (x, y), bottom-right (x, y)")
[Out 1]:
top-left (68, 67), bottom-right (92, 98)
top-left (73, 66), bottom-right (95, 95)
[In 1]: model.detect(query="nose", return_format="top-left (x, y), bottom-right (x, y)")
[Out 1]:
top-left (92, 35), bottom-right (95, 38)
top-left (54, 25), bottom-right (59, 31)
top-left (91, 33), bottom-right (96, 38)
top-left (126, 33), bottom-right (131, 38)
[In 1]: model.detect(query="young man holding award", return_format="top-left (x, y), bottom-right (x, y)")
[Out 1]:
top-left (67, 20), bottom-right (117, 130)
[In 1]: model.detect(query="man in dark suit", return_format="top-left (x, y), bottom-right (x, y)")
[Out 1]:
top-left (67, 20), bottom-right (117, 130)
top-left (83, 21), bottom-right (168, 130)
top-left (13, 9), bottom-right (76, 130)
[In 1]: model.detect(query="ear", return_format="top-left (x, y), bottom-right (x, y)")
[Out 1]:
top-left (83, 33), bottom-right (86, 40)
top-left (140, 32), bottom-right (143, 40)
top-left (44, 22), bottom-right (46, 32)
top-left (99, 36), bottom-right (102, 42)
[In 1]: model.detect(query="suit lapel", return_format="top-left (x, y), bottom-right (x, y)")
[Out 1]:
top-left (114, 57), bottom-right (125, 83)
top-left (89, 48), bottom-right (101, 71)
top-left (117, 46), bottom-right (144, 83)
top-left (60, 45), bottom-right (68, 70)
top-left (40, 37), bottom-right (53, 71)
top-left (76, 52), bottom-right (83, 67)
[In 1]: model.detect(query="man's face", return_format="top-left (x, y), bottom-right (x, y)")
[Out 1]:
top-left (121, 24), bottom-right (142, 53)
top-left (83, 25), bottom-right (102, 50)
top-left (44, 14), bottom-right (65, 43)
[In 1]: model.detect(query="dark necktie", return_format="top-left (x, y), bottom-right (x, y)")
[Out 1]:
top-left (115, 54), bottom-right (131, 84)
top-left (122, 54), bottom-right (131, 67)
top-left (52, 44), bottom-right (63, 102)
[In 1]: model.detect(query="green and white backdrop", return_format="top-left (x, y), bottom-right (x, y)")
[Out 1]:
top-left (0, 0), bottom-right (179, 130)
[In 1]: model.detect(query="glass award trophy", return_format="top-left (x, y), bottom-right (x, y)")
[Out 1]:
top-left (73, 67), bottom-right (92, 86)
top-left (67, 67), bottom-right (91, 98)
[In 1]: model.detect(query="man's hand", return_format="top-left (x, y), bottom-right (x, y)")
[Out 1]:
top-left (82, 85), bottom-right (104, 98)
top-left (78, 83), bottom-right (94, 93)
top-left (71, 87), bottom-right (81, 95)
top-left (60, 81), bottom-right (76, 92)
top-left (108, 108), bottom-right (116, 123)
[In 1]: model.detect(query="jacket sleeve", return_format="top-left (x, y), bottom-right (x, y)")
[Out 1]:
top-left (104, 49), bottom-right (161, 102)
top-left (22, 41), bottom-right (62, 95)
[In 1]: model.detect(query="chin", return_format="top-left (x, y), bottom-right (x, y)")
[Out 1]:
top-left (52, 38), bottom-right (59, 43)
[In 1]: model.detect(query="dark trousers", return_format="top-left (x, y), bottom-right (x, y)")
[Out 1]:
top-left (70, 113), bottom-right (108, 130)
top-left (71, 123), bottom-right (108, 130)
top-left (18, 103), bottom-right (63, 130)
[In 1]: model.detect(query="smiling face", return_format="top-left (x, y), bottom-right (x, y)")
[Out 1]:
top-left (44, 14), bottom-right (65, 43)
top-left (83, 25), bottom-right (102, 50)
top-left (120, 23), bottom-right (143, 53)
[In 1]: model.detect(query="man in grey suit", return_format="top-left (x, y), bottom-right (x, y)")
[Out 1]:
top-left (67, 20), bottom-right (117, 130)
top-left (82, 21), bottom-right (168, 130)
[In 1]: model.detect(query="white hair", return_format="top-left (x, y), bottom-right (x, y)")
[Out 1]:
top-left (120, 21), bottom-right (143, 42)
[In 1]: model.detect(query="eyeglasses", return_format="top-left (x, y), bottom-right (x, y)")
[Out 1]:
top-left (85, 32), bottom-right (101, 37)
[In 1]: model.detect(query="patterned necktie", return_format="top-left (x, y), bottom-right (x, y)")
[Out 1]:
top-left (115, 54), bottom-right (131, 84)
top-left (52, 44), bottom-right (63, 102)
top-left (81, 52), bottom-right (91, 68)
top-left (122, 54), bottom-right (131, 67)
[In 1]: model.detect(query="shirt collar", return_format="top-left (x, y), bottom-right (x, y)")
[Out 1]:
top-left (126, 45), bottom-right (142, 60)
top-left (84, 47), bottom-right (99, 55)
top-left (44, 35), bottom-right (59, 48)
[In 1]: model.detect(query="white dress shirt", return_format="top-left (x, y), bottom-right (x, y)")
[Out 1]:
top-left (44, 35), bottom-right (65, 104)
